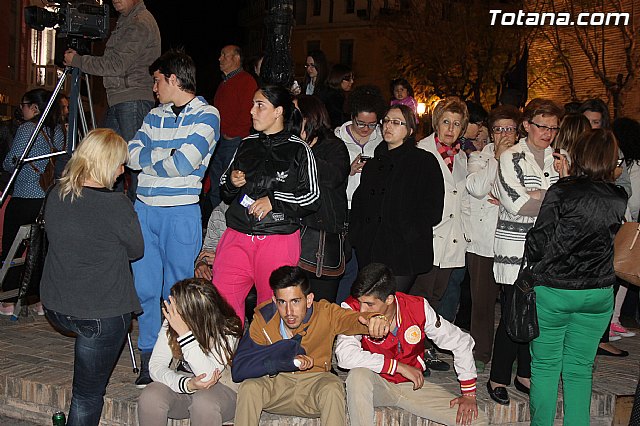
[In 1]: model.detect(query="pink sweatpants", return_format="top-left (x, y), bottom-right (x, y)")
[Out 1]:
top-left (212, 228), bottom-right (301, 320)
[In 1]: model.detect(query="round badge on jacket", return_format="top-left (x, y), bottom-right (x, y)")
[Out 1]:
top-left (404, 325), bottom-right (422, 345)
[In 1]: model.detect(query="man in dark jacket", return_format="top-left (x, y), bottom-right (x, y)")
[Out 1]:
top-left (64, 0), bottom-right (160, 200)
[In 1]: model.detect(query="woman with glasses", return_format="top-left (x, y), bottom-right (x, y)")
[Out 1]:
top-left (486, 98), bottom-right (564, 406)
top-left (334, 85), bottom-right (386, 302)
top-left (465, 105), bottom-right (521, 374)
top-left (350, 105), bottom-right (444, 293)
top-left (1, 88), bottom-right (65, 316)
top-left (303, 50), bottom-right (328, 96)
top-left (321, 63), bottom-right (354, 129)
top-left (411, 97), bottom-right (470, 323)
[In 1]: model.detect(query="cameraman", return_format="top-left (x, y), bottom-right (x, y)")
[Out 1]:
top-left (63, 0), bottom-right (160, 200)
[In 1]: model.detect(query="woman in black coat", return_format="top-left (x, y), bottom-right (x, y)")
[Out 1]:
top-left (295, 95), bottom-right (351, 302)
top-left (350, 104), bottom-right (444, 292)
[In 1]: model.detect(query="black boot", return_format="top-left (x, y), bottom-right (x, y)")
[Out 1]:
top-left (135, 351), bottom-right (153, 388)
top-left (425, 347), bottom-right (450, 372)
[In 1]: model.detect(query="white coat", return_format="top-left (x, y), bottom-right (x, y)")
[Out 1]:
top-left (417, 133), bottom-right (469, 268)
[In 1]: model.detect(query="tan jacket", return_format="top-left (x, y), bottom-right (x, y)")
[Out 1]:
top-left (249, 299), bottom-right (376, 374)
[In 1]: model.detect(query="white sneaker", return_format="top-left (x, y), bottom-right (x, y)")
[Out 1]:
top-left (609, 330), bottom-right (622, 341)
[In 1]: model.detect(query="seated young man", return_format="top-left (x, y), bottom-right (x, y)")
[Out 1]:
top-left (336, 263), bottom-right (489, 426)
top-left (233, 265), bottom-right (391, 426)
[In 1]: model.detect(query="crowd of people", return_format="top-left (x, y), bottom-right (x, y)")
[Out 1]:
top-left (0, 1), bottom-right (639, 425)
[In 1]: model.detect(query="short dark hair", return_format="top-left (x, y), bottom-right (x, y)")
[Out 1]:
top-left (385, 104), bottom-right (417, 145)
top-left (466, 101), bottom-right (488, 125)
top-left (390, 78), bottom-right (414, 98)
top-left (326, 63), bottom-right (352, 90)
top-left (149, 49), bottom-right (197, 94)
top-left (570, 129), bottom-right (618, 182)
top-left (521, 98), bottom-right (563, 135)
top-left (296, 95), bottom-right (331, 143)
top-left (351, 263), bottom-right (397, 301)
top-left (488, 105), bottom-right (522, 130)
top-left (348, 85), bottom-right (386, 119)
top-left (269, 266), bottom-right (311, 296)
top-left (579, 98), bottom-right (610, 129)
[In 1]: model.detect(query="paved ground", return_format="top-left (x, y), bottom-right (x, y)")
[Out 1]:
top-left (0, 308), bottom-right (638, 425)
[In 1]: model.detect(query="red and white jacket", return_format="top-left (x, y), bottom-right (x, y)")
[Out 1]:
top-left (335, 292), bottom-right (477, 395)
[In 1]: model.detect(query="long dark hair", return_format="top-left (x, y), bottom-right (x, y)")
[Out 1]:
top-left (296, 95), bottom-right (331, 143)
top-left (21, 88), bottom-right (60, 138)
top-left (304, 50), bottom-right (328, 94)
top-left (259, 85), bottom-right (302, 134)
top-left (166, 278), bottom-right (243, 364)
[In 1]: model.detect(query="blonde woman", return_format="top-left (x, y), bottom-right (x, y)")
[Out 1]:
top-left (40, 128), bottom-right (144, 426)
top-left (138, 278), bottom-right (243, 426)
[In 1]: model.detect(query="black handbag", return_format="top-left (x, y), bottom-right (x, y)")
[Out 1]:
top-left (298, 226), bottom-right (345, 278)
top-left (15, 189), bottom-right (51, 309)
top-left (505, 255), bottom-right (539, 343)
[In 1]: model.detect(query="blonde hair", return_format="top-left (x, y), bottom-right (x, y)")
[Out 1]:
top-left (58, 128), bottom-right (128, 201)
top-left (432, 97), bottom-right (469, 136)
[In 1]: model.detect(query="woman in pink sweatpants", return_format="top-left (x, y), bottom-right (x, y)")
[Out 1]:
top-left (212, 85), bottom-right (321, 320)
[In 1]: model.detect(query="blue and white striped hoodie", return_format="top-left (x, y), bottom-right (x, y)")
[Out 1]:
top-left (128, 96), bottom-right (220, 206)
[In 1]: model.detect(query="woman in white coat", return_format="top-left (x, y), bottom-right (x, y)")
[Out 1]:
top-left (486, 98), bottom-right (564, 406)
top-left (411, 97), bottom-right (469, 322)
top-left (465, 105), bottom-right (521, 373)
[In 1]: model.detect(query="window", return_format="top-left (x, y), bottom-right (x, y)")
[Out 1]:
top-left (340, 39), bottom-right (354, 67)
top-left (313, 0), bottom-right (321, 16)
top-left (294, 0), bottom-right (307, 24)
top-left (307, 40), bottom-right (321, 55)
top-left (346, 0), bottom-right (355, 13)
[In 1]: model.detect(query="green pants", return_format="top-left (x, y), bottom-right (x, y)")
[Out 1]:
top-left (529, 286), bottom-right (613, 425)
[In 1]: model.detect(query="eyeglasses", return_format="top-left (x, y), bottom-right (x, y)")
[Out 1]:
top-left (20, 102), bottom-right (32, 107)
top-left (382, 117), bottom-right (407, 127)
top-left (354, 118), bottom-right (378, 130)
top-left (529, 121), bottom-right (560, 133)
top-left (304, 63), bottom-right (316, 69)
top-left (342, 75), bottom-right (354, 82)
top-left (492, 126), bottom-right (517, 134)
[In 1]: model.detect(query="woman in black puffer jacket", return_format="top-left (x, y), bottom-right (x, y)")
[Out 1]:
top-left (295, 95), bottom-right (350, 302)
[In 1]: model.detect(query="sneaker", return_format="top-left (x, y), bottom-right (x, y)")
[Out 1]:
top-left (608, 330), bottom-right (622, 342)
top-left (134, 372), bottom-right (152, 389)
top-left (611, 322), bottom-right (636, 338)
top-left (0, 303), bottom-right (14, 316)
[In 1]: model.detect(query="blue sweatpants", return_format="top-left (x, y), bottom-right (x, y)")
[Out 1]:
top-left (132, 201), bottom-right (201, 352)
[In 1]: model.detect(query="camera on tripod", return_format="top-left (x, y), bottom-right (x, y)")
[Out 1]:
top-left (24, 1), bottom-right (110, 67)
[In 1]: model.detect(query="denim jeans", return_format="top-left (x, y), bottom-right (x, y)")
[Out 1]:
top-left (104, 100), bottom-right (155, 201)
top-left (208, 136), bottom-right (242, 209)
top-left (437, 266), bottom-right (466, 322)
top-left (45, 309), bottom-right (131, 426)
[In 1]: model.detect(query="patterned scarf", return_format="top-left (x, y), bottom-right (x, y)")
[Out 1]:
top-left (435, 136), bottom-right (461, 172)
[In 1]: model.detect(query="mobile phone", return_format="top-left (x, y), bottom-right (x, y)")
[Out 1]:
top-left (617, 159), bottom-right (624, 167)
top-left (360, 155), bottom-right (372, 162)
top-left (554, 148), bottom-right (561, 154)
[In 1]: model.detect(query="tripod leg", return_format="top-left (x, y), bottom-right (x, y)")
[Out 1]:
top-left (127, 332), bottom-right (139, 374)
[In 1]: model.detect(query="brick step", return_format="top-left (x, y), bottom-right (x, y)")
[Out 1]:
top-left (0, 372), bottom-right (621, 425)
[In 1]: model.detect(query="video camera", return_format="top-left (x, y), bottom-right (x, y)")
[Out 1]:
top-left (24, 1), bottom-right (110, 66)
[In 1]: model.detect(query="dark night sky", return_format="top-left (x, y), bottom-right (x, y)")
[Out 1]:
top-left (143, 1), bottom-right (244, 101)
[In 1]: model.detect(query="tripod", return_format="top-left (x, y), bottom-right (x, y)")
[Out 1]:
top-left (0, 66), bottom-right (95, 206)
